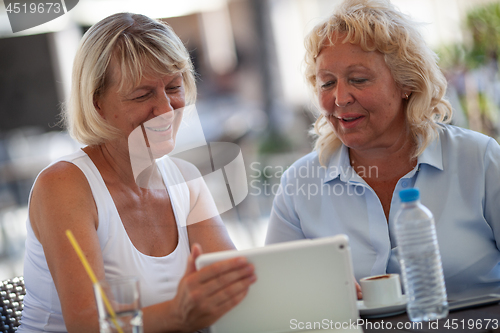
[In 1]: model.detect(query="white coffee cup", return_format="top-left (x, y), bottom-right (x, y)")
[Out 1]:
top-left (360, 273), bottom-right (403, 308)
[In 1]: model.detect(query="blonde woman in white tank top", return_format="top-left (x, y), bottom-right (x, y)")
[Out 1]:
top-left (19, 13), bottom-right (256, 333)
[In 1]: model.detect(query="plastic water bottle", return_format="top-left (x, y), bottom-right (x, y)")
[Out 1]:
top-left (394, 188), bottom-right (448, 322)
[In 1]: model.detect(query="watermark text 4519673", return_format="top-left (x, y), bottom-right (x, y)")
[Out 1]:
top-left (6, 2), bottom-right (62, 13)
top-left (4, 0), bottom-right (80, 33)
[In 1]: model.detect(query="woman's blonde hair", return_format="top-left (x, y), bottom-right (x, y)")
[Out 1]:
top-left (65, 12), bottom-right (196, 146)
top-left (304, 0), bottom-right (452, 165)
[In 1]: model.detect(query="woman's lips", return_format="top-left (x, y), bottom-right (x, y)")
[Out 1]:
top-left (334, 114), bottom-right (365, 128)
top-left (145, 124), bottom-right (172, 132)
top-left (143, 122), bottom-right (174, 144)
top-left (339, 116), bottom-right (361, 122)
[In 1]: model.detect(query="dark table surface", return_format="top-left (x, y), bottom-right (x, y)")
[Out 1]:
top-left (363, 302), bottom-right (500, 333)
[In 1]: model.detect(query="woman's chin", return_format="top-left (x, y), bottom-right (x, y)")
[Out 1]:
top-left (150, 141), bottom-right (175, 158)
top-left (336, 135), bottom-right (368, 151)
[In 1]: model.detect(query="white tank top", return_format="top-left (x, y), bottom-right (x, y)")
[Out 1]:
top-left (19, 149), bottom-right (191, 332)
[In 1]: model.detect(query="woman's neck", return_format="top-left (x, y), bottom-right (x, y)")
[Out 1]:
top-left (84, 143), bottom-right (136, 185)
top-left (349, 127), bottom-right (417, 181)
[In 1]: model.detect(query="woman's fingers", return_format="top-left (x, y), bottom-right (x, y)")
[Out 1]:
top-left (184, 257), bottom-right (256, 305)
top-left (174, 255), bottom-right (257, 330)
top-left (211, 273), bottom-right (256, 308)
top-left (190, 272), bottom-right (256, 327)
top-left (355, 281), bottom-right (362, 300)
top-left (191, 243), bottom-right (202, 260)
top-left (197, 257), bottom-right (252, 283)
top-left (200, 262), bottom-right (254, 296)
top-left (211, 282), bottom-right (251, 315)
top-left (184, 243), bottom-right (203, 276)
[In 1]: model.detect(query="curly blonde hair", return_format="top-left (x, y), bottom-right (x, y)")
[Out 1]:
top-left (304, 0), bottom-right (452, 165)
top-left (65, 13), bottom-right (196, 146)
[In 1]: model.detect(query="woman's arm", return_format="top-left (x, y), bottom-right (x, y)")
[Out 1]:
top-left (143, 244), bottom-right (255, 333)
top-left (266, 168), bottom-right (307, 244)
top-left (31, 161), bottom-right (255, 333)
top-left (484, 138), bottom-right (500, 246)
top-left (143, 155), bottom-right (256, 331)
top-left (29, 161), bottom-right (103, 332)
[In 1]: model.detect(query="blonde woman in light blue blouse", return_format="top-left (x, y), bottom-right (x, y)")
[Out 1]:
top-left (266, 0), bottom-right (500, 300)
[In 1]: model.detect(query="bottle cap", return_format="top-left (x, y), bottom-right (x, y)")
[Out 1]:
top-left (399, 188), bottom-right (420, 202)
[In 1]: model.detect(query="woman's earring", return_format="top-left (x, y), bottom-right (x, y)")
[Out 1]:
top-left (404, 93), bottom-right (409, 100)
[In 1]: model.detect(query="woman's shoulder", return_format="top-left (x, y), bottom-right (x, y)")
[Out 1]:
top-left (34, 160), bottom-right (91, 198)
top-left (29, 154), bottom-right (97, 234)
top-left (31, 150), bottom-right (96, 203)
top-left (440, 124), bottom-right (494, 147)
top-left (34, 150), bottom-right (89, 186)
top-left (437, 124), bottom-right (500, 162)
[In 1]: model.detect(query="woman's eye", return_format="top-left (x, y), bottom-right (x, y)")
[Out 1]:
top-left (320, 81), bottom-right (335, 89)
top-left (167, 86), bottom-right (181, 92)
top-left (133, 92), bottom-right (151, 100)
top-left (350, 78), bottom-right (368, 84)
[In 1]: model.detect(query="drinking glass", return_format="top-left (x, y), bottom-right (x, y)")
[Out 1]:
top-left (93, 276), bottom-right (143, 333)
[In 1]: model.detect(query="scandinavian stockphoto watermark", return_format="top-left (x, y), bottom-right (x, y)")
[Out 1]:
top-left (4, 0), bottom-right (79, 33)
top-left (127, 103), bottom-right (377, 220)
top-left (248, 161), bottom-right (377, 198)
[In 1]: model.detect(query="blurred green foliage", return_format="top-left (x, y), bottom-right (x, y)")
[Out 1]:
top-left (466, 1), bottom-right (500, 67)
top-left (257, 129), bottom-right (293, 155)
top-left (438, 1), bottom-right (500, 69)
top-left (436, 1), bottom-right (500, 139)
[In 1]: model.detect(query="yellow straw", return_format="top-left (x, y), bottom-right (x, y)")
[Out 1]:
top-left (65, 230), bottom-right (124, 333)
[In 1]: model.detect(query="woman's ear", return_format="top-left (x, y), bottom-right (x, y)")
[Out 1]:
top-left (400, 85), bottom-right (412, 100)
top-left (93, 95), bottom-right (104, 118)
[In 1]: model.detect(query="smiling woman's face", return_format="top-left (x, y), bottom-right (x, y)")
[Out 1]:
top-left (315, 37), bottom-right (407, 153)
top-left (94, 58), bottom-right (186, 157)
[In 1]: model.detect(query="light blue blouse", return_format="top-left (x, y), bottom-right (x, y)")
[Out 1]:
top-left (266, 125), bottom-right (500, 299)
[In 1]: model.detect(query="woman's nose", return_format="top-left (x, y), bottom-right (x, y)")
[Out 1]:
top-left (334, 81), bottom-right (354, 108)
top-left (154, 92), bottom-right (174, 115)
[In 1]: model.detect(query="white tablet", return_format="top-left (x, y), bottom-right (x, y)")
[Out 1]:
top-left (195, 235), bottom-right (361, 333)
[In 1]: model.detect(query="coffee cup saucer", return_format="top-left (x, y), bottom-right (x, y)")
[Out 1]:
top-left (357, 295), bottom-right (408, 318)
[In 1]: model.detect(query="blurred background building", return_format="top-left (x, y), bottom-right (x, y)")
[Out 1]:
top-left (1, 0), bottom-right (500, 280)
